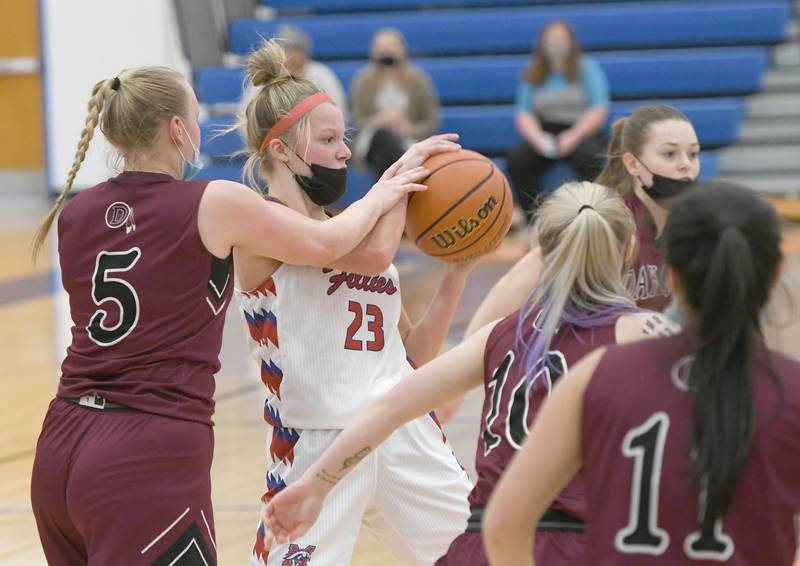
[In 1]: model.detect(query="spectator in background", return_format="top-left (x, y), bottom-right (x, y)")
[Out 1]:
top-left (351, 28), bottom-right (440, 180)
top-left (507, 20), bottom-right (610, 222)
top-left (240, 25), bottom-right (348, 123)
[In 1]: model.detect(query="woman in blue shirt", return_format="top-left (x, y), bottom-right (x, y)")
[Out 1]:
top-left (507, 20), bottom-right (610, 222)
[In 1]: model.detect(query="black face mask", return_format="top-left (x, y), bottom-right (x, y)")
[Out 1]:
top-left (636, 157), bottom-right (694, 203)
top-left (289, 152), bottom-right (348, 207)
top-left (377, 55), bottom-right (399, 67)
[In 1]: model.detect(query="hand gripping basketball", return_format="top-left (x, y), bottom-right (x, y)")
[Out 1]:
top-left (395, 133), bottom-right (462, 173)
top-left (367, 164), bottom-right (429, 215)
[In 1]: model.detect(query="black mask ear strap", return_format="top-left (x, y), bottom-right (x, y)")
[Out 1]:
top-left (277, 138), bottom-right (311, 168)
top-left (633, 154), bottom-right (655, 176)
top-left (292, 149), bottom-right (313, 168)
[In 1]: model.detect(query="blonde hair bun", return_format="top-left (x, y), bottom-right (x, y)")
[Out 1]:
top-left (248, 39), bottom-right (290, 88)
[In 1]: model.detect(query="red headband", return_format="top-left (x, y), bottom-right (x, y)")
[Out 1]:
top-left (258, 92), bottom-right (332, 155)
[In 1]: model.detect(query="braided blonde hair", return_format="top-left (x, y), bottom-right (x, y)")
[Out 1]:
top-left (32, 66), bottom-right (187, 261)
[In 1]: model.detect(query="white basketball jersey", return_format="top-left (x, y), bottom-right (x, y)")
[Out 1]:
top-left (237, 263), bottom-right (412, 430)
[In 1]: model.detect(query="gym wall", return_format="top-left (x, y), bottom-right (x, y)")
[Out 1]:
top-left (41, 0), bottom-right (190, 192)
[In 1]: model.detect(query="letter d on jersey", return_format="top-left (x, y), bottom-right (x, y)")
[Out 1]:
top-left (105, 201), bottom-right (136, 233)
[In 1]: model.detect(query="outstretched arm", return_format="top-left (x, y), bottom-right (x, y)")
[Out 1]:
top-left (263, 322), bottom-right (497, 543)
top-left (439, 248), bottom-right (540, 422)
top-left (198, 165), bottom-right (427, 266)
top-left (400, 260), bottom-right (477, 366)
top-left (464, 248), bottom-right (541, 338)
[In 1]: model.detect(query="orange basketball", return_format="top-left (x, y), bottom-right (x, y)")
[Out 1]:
top-left (406, 149), bottom-right (513, 263)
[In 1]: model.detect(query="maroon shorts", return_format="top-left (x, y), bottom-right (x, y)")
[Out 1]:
top-left (435, 528), bottom-right (585, 565)
top-left (31, 398), bottom-right (216, 565)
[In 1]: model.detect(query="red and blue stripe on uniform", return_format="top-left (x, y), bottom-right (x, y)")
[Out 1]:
top-left (245, 308), bottom-right (279, 348)
top-left (261, 359), bottom-right (284, 399)
top-left (270, 426), bottom-right (301, 466)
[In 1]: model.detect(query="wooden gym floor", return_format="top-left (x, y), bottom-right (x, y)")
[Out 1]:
top-left (1, 192), bottom-right (799, 564)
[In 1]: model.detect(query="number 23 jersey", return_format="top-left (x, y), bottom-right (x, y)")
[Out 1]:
top-left (237, 262), bottom-right (412, 430)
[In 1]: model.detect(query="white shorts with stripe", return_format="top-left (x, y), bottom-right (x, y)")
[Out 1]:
top-left (250, 413), bottom-right (471, 566)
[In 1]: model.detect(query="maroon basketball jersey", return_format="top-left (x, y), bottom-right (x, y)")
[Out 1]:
top-left (57, 172), bottom-right (233, 425)
top-left (623, 192), bottom-right (670, 312)
top-left (469, 309), bottom-right (619, 517)
top-left (582, 332), bottom-right (800, 564)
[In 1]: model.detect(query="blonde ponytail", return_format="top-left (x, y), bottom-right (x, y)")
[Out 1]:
top-left (517, 181), bottom-right (637, 387)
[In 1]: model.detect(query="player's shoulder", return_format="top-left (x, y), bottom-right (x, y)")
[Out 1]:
top-left (629, 310), bottom-right (680, 337)
top-left (617, 310), bottom-right (681, 344)
top-left (59, 182), bottom-right (107, 223)
top-left (490, 309), bottom-right (522, 339)
top-left (480, 311), bottom-right (521, 359)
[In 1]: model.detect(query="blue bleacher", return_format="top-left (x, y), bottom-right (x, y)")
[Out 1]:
top-left (196, 48), bottom-right (769, 106)
top-left (196, 151), bottom-right (719, 208)
top-left (265, 0), bottom-right (670, 15)
top-left (200, 98), bottom-right (744, 159)
top-left (229, 1), bottom-right (789, 58)
top-left (200, 0), bottom-right (791, 208)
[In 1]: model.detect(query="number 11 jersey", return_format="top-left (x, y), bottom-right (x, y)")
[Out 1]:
top-left (582, 332), bottom-right (800, 564)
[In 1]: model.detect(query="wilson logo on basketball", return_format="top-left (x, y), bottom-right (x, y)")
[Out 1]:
top-left (104, 201), bottom-right (136, 233)
top-left (405, 149), bottom-right (512, 263)
top-left (430, 195), bottom-right (498, 250)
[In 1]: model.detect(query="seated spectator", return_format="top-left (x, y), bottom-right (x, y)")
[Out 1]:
top-left (240, 25), bottom-right (348, 123)
top-left (507, 20), bottom-right (609, 221)
top-left (350, 28), bottom-right (440, 179)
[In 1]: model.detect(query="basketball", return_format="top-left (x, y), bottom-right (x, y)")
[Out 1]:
top-left (406, 149), bottom-right (513, 263)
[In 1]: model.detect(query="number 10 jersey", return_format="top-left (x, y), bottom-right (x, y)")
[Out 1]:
top-left (471, 309), bottom-right (619, 517)
top-left (237, 262), bottom-right (412, 430)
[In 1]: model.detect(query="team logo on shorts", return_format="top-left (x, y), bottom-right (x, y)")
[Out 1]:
top-left (281, 543), bottom-right (316, 565)
top-left (105, 201), bottom-right (136, 233)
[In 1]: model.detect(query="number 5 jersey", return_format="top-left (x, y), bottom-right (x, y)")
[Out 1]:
top-left (237, 261), bottom-right (412, 430)
top-left (57, 172), bottom-right (233, 425)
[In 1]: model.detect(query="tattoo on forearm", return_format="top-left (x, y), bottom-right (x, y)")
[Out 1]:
top-left (315, 469), bottom-right (340, 486)
top-left (336, 447), bottom-right (372, 473)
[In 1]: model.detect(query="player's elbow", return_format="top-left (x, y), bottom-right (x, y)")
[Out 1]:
top-left (351, 240), bottom-right (395, 275)
top-left (303, 239), bottom-right (340, 267)
top-left (482, 504), bottom-right (508, 548)
top-left (364, 242), bottom-right (395, 274)
top-left (482, 519), bottom-right (510, 562)
top-left (482, 494), bottom-right (531, 554)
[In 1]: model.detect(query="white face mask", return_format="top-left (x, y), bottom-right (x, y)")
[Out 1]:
top-left (543, 39), bottom-right (571, 61)
top-left (172, 121), bottom-right (203, 180)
